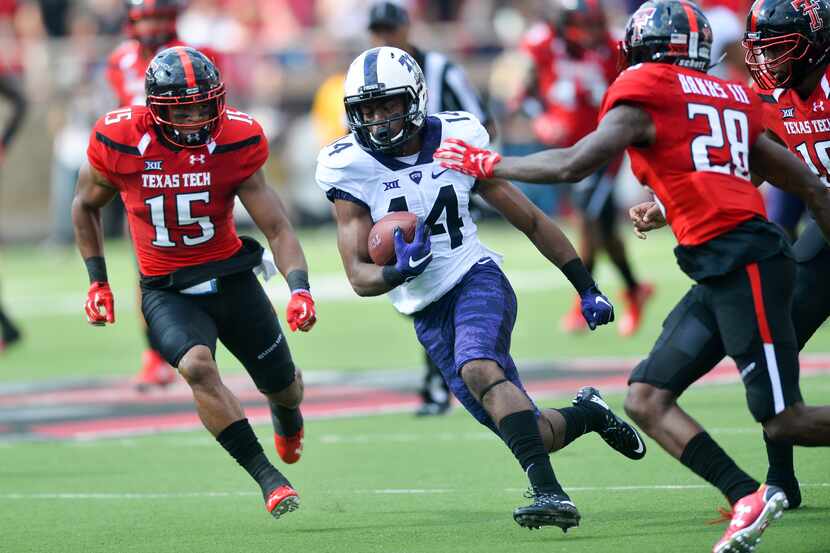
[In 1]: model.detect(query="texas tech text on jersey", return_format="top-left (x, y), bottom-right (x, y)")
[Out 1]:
top-left (87, 105), bottom-right (268, 276)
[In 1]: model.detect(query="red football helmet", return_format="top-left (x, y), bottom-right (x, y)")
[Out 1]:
top-left (126, 0), bottom-right (184, 51)
top-left (557, 0), bottom-right (609, 55)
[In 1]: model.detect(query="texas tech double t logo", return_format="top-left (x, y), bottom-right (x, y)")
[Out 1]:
top-left (791, 0), bottom-right (825, 32)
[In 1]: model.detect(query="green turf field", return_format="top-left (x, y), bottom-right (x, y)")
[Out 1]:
top-left (2, 380), bottom-right (829, 553)
top-left (2, 220), bottom-right (829, 380)
top-left (2, 220), bottom-right (829, 552)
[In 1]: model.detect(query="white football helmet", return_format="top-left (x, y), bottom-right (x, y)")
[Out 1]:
top-left (343, 46), bottom-right (428, 153)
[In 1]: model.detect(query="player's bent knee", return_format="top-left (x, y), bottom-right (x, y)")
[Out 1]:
top-left (177, 346), bottom-right (219, 386)
top-left (459, 359), bottom-right (504, 397)
top-left (624, 383), bottom-right (669, 425)
top-left (763, 406), bottom-right (806, 443)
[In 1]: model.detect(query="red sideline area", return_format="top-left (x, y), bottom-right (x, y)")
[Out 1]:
top-left (8, 355), bottom-right (830, 441)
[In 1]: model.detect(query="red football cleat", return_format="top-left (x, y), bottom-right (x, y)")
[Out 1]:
top-left (712, 484), bottom-right (787, 553)
top-left (618, 282), bottom-right (655, 337)
top-left (560, 296), bottom-right (587, 333)
top-left (134, 349), bottom-right (177, 391)
top-left (266, 484), bottom-right (300, 519)
top-left (274, 427), bottom-right (304, 464)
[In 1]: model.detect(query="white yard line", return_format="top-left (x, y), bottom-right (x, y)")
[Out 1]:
top-left (1, 483), bottom-right (827, 500)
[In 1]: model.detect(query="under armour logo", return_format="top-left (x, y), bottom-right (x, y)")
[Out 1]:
top-left (730, 504), bottom-right (753, 527)
top-left (792, 0), bottom-right (825, 32)
top-left (814, 100), bottom-right (825, 112)
top-left (189, 154), bottom-right (206, 165)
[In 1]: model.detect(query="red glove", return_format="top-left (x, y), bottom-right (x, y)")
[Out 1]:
top-left (433, 138), bottom-right (502, 179)
top-left (286, 290), bottom-right (316, 332)
top-left (85, 281), bottom-right (115, 326)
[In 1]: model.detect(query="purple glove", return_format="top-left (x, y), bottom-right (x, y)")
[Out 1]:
top-left (580, 285), bottom-right (615, 330)
top-left (382, 220), bottom-right (433, 286)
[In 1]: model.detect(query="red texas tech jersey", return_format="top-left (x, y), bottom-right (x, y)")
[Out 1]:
top-left (87, 105), bottom-right (268, 276)
top-left (599, 63), bottom-right (767, 246)
top-left (758, 66), bottom-right (830, 187)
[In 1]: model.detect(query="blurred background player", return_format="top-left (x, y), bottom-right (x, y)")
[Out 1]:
top-left (106, 0), bottom-right (217, 389)
top-left (75, 46), bottom-right (316, 517)
top-left (516, 0), bottom-right (653, 337)
top-left (0, 56), bottom-right (27, 352)
top-left (367, 0), bottom-right (495, 417)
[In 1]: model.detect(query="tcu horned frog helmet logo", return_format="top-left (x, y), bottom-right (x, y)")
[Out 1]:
top-left (792, 0), bottom-right (825, 31)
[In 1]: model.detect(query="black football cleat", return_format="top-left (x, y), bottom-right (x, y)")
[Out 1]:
top-left (573, 386), bottom-right (646, 460)
top-left (513, 489), bottom-right (581, 532)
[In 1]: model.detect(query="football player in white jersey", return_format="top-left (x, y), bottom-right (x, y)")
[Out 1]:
top-left (316, 46), bottom-right (647, 531)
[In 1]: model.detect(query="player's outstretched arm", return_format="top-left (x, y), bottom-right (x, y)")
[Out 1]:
top-left (749, 134), bottom-right (830, 240)
top-left (332, 200), bottom-right (399, 297)
top-left (478, 178), bottom-right (614, 330)
top-left (237, 169), bottom-right (316, 331)
top-left (435, 105), bottom-right (653, 184)
top-left (71, 162), bottom-right (119, 325)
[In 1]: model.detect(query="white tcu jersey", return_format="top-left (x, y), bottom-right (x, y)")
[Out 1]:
top-left (316, 111), bottom-right (502, 314)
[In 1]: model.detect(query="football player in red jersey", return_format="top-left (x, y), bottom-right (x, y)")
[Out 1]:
top-left (628, 0), bottom-right (830, 518)
top-left (517, 0), bottom-right (654, 336)
top-left (108, 0), bottom-right (220, 389)
top-left (72, 47), bottom-right (316, 518)
top-left (436, 2), bottom-right (830, 551)
top-left (623, 0), bottom-right (830, 519)
top-left (108, 0), bottom-right (209, 108)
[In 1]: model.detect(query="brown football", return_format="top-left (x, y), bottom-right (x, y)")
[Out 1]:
top-left (368, 211), bottom-right (418, 266)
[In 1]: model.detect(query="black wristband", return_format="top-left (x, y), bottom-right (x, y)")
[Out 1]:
top-left (84, 256), bottom-right (108, 284)
top-left (561, 258), bottom-right (595, 295)
top-left (286, 269), bottom-right (310, 293)
top-left (382, 265), bottom-right (405, 288)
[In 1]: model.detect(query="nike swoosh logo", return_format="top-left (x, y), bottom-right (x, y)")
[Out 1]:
top-left (595, 296), bottom-right (611, 308)
top-left (632, 432), bottom-right (645, 455)
top-left (431, 168), bottom-right (449, 179)
top-left (589, 395), bottom-right (610, 411)
top-left (408, 253), bottom-right (432, 268)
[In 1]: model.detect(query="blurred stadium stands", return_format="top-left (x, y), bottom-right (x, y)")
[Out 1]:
top-left (0, 0), bottom-right (755, 241)
top-left (0, 0), bottom-right (647, 241)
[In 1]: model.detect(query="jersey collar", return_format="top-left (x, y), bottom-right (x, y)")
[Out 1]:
top-left (366, 116), bottom-right (442, 171)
